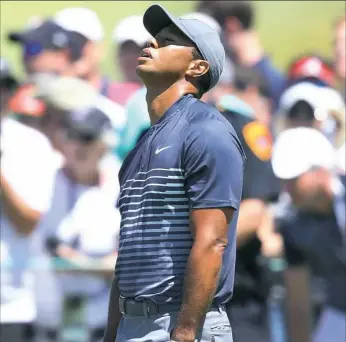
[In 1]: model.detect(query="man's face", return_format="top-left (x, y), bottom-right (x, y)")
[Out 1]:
top-left (118, 41), bottom-right (143, 83)
top-left (136, 24), bottom-right (196, 82)
top-left (283, 169), bottom-right (331, 212)
top-left (283, 101), bottom-right (319, 130)
top-left (23, 49), bottom-right (72, 76)
top-left (334, 19), bottom-right (346, 80)
top-left (59, 130), bottom-right (106, 180)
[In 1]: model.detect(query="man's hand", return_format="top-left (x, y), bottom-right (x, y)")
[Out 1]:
top-left (171, 208), bottom-right (234, 340)
top-left (170, 327), bottom-right (196, 342)
top-left (103, 279), bottom-right (122, 342)
top-left (256, 205), bottom-right (284, 258)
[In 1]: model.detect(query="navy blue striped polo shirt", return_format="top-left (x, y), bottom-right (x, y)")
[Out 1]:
top-left (115, 94), bottom-right (245, 305)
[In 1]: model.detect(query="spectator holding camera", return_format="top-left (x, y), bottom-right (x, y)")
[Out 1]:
top-left (272, 127), bottom-right (346, 342)
top-left (276, 82), bottom-right (345, 140)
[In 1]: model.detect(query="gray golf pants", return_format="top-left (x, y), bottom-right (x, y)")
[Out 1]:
top-left (116, 308), bottom-right (232, 342)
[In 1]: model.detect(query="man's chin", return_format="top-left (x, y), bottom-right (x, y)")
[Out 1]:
top-left (136, 64), bottom-right (155, 80)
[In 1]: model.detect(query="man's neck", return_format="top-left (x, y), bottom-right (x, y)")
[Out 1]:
top-left (146, 83), bottom-right (192, 125)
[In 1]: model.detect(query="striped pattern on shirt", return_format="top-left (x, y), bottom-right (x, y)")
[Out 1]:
top-left (115, 167), bottom-right (192, 304)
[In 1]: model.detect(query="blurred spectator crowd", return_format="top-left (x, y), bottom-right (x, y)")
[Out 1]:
top-left (0, 1), bottom-right (345, 342)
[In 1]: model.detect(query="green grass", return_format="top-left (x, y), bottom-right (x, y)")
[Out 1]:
top-left (1, 1), bottom-right (345, 80)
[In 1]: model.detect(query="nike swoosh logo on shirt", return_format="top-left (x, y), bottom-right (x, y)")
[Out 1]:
top-left (155, 146), bottom-right (172, 154)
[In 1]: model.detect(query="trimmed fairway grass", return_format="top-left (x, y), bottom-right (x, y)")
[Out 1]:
top-left (1, 1), bottom-right (345, 79)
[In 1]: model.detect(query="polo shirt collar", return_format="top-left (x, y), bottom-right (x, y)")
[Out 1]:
top-left (155, 94), bottom-right (194, 126)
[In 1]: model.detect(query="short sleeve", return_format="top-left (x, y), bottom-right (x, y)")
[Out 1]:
top-left (183, 123), bottom-right (245, 210)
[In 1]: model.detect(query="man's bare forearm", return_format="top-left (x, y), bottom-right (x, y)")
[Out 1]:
top-left (171, 243), bottom-right (224, 341)
top-left (103, 278), bottom-right (122, 342)
top-left (284, 266), bottom-right (312, 342)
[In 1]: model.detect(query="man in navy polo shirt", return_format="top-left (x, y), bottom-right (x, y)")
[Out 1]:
top-left (104, 5), bottom-right (245, 342)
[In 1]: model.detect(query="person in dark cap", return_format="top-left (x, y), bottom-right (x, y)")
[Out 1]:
top-left (104, 4), bottom-right (245, 342)
top-left (8, 20), bottom-right (78, 76)
top-left (7, 14), bottom-right (123, 108)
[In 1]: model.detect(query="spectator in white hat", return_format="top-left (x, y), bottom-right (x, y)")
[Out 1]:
top-left (110, 15), bottom-right (152, 106)
top-left (276, 82), bottom-right (345, 180)
top-left (276, 81), bottom-right (345, 149)
top-left (272, 127), bottom-right (335, 189)
top-left (272, 127), bottom-right (346, 342)
top-left (53, 8), bottom-right (110, 94)
top-left (180, 11), bottom-right (222, 33)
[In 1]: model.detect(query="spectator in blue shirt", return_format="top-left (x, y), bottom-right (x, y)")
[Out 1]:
top-left (196, 0), bottom-right (286, 108)
top-left (103, 5), bottom-right (245, 342)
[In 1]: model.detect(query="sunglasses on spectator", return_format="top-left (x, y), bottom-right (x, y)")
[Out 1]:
top-left (65, 128), bottom-right (99, 144)
top-left (23, 40), bottom-right (66, 60)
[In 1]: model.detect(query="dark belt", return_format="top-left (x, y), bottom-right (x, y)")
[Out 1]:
top-left (119, 296), bottom-right (225, 318)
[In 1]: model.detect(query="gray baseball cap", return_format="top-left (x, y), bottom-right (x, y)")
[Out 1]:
top-left (143, 4), bottom-right (225, 91)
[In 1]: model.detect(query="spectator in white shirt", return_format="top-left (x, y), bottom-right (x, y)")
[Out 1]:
top-left (0, 58), bottom-right (57, 342)
top-left (30, 77), bottom-right (121, 342)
